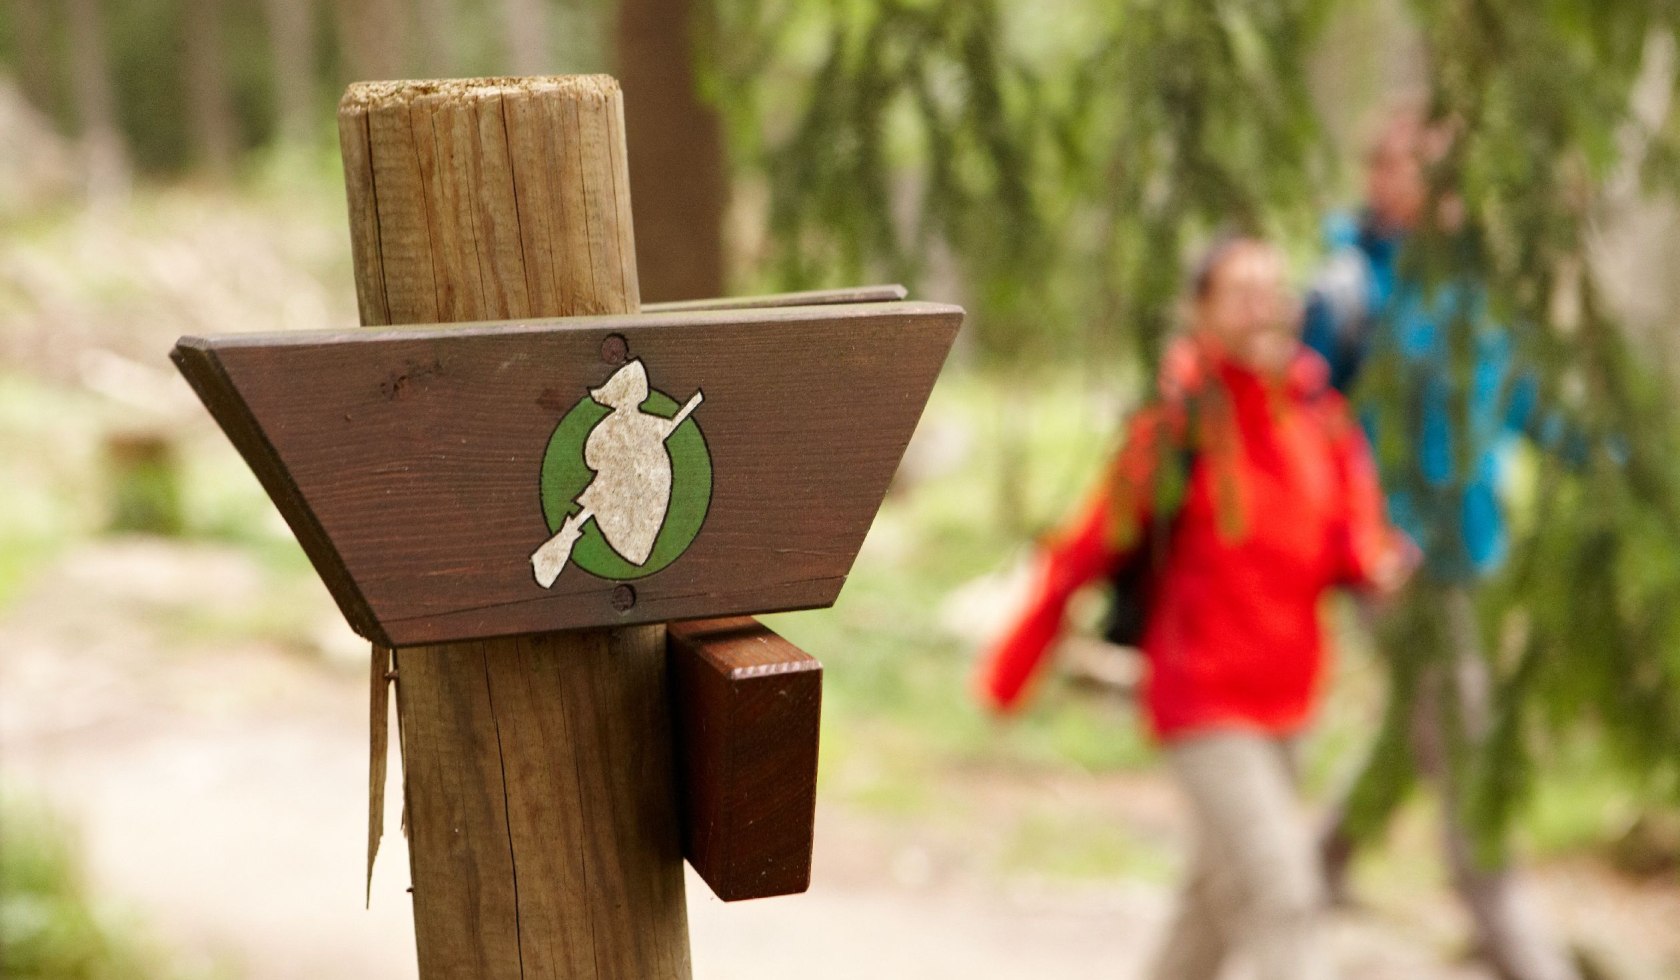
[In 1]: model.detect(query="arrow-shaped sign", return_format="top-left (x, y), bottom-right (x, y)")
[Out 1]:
top-left (172, 299), bottom-right (961, 648)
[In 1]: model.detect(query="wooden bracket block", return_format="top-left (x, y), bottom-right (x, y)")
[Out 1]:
top-left (669, 617), bottom-right (821, 901)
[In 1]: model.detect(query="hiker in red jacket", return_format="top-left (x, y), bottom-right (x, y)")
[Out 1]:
top-left (977, 237), bottom-right (1415, 980)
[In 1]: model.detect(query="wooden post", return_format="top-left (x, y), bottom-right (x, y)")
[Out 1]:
top-left (337, 77), bottom-right (689, 979)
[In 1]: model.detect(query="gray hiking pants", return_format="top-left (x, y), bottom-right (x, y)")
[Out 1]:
top-left (1149, 729), bottom-right (1333, 980)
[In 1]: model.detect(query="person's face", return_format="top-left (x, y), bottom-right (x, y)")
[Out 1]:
top-left (1193, 242), bottom-right (1300, 375)
top-left (1365, 125), bottom-right (1427, 233)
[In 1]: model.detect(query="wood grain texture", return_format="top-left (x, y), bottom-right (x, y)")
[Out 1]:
top-left (334, 75), bottom-right (688, 980)
top-left (366, 644), bottom-right (391, 906)
top-left (170, 300), bottom-right (962, 647)
top-left (668, 618), bottom-right (821, 902)
top-left (396, 630), bottom-right (688, 978)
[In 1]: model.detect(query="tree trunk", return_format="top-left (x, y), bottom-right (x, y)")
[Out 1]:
top-left (182, 0), bottom-right (239, 175)
top-left (63, 0), bottom-right (130, 201)
top-left (500, 0), bottom-right (550, 74)
top-left (616, 0), bottom-right (727, 302)
top-left (338, 76), bottom-right (691, 978)
top-left (11, 0), bottom-right (58, 119)
top-left (260, 0), bottom-right (317, 145)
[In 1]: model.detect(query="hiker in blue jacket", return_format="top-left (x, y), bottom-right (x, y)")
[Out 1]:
top-left (1302, 107), bottom-right (1582, 980)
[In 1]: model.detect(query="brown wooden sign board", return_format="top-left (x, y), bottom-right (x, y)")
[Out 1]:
top-left (171, 300), bottom-right (960, 649)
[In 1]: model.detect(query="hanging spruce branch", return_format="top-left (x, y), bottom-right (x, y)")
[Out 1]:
top-left (1381, 2), bottom-right (1680, 855)
top-left (707, 0), bottom-right (1335, 365)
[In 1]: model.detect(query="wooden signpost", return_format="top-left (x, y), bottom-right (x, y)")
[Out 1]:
top-left (169, 75), bottom-right (961, 978)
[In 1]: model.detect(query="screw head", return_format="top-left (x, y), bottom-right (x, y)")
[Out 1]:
top-left (610, 584), bottom-right (636, 612)
top-left (600, 333), bottom-right (629, 365)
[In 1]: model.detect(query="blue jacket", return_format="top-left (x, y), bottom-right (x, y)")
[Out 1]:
top-left (1302, 213), bottom-right (1574, 583)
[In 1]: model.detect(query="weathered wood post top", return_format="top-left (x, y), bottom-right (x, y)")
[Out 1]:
top-left (169, 74), bottom-right (962, 979)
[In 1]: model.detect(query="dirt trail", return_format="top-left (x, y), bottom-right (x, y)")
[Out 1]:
top-left (2, 540), bottom-right (1670, 979)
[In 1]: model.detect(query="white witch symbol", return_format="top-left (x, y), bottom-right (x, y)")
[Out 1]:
top-left (530, 359), bottom-right (704, 587)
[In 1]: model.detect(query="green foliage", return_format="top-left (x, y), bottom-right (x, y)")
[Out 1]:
top-left (1, 0), bottom-right (306, 171)
top-left (1311, 1), bottom-right (1680, 855)
top-left (0, 0), bottom-right (608, 178)
top-left (708, 0), bottom-right (1335, 366)
top-left (1405, 3), bottom-right (1680, 849)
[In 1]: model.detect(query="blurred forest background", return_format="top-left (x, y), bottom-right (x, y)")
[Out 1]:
top-left (2, 0), bottom-right (1679, 978)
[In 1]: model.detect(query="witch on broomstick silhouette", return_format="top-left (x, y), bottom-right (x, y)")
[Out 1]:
top-left (531, 359), bottom-right (704, 587)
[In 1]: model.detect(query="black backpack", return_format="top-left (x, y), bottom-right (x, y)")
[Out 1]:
top-left (1100, 444), bottom-right (1196, 648)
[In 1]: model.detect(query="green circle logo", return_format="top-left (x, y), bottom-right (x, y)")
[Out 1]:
top-left (530, 359), bottom-right (711, 585)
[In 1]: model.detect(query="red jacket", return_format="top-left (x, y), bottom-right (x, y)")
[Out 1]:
top-left (976, 341), bottom-right (1405, 740)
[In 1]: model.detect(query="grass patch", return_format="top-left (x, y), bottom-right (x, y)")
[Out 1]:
top-left (0, 374), bottom-right (106, 610)
top-left (1522, 735), bottom-right (1649, 859)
